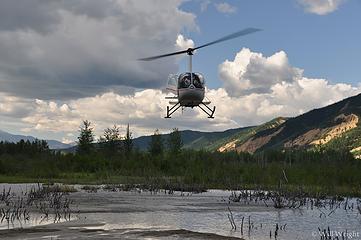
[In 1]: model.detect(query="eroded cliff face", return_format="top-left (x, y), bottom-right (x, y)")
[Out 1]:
top-left (218, 114), bottom-right (359, 154)
top-left (351, 146), bottom-right (361, 159)
top-left (218, 139), bottom-right (238, 153)
top-left (310, 114), bottom-right (359, 145)
top-left (218, 118), bottom-right (286, 153)
top-left (284, 129), bottom-right (322, 148)
top-left (235, 126), bottom-right (284, 153)
top-left (283, 114), bottom-right (359, 148)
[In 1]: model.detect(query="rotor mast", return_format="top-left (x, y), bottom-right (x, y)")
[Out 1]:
top-left (187, 48), bottom-right (193, 85)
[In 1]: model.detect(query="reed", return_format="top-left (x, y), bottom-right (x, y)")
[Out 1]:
top-left (0, 184), bottom-right (75, 226)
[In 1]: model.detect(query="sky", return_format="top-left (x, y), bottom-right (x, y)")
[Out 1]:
top-left (0, 0), bottom-right (360, 143)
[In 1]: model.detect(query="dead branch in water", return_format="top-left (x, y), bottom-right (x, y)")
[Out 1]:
top-left (227, 206), bottom-right (236, 230)
top-left (0, 184), bottom-right (76, 226)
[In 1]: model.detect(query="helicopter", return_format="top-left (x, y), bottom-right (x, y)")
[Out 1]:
top-left (139, 28), bottom-right (261, 118)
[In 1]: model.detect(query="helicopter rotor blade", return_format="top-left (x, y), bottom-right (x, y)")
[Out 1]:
top-left (193, 28), bottom-right (262, 51)
top-left (138, 27), bottom-right (261, 61)
top-left (138, 49), bottom-right (188, 61)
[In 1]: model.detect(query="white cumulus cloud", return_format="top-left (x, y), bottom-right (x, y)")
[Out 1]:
top-left (298, 0), bottom-right (346, 15)
top-left (215, 2), bottom-right (237, 14)
top-left (175, 34), bottom-right (195, 50)
top-left (217, 48), bottom-right (361, 124)
top-left (219, 48), bottom-right (302, 97)
top-left (19, 90), bottom-right (239, 139)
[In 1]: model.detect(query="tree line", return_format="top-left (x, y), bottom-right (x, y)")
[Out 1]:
top-left (77, 120), bottom-right (183, 156)
top-left (0, 120), bottom-right (360, 196)
top-left (0, 139), bottom-right (49, 156)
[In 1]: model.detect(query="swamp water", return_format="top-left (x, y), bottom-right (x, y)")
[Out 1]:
top-left (1, 183), bottom-right (360, 240)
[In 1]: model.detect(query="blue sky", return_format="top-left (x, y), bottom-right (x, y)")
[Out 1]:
top-left (179, 0), bottom-right (361, 89)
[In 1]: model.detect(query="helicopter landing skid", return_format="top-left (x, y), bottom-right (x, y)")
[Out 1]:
top-left (165, 102), bottom-right (216, 118)
top-left (198, 102), bottom-right (216, 118)
top-left (165, 102), bottom-right (181, 118)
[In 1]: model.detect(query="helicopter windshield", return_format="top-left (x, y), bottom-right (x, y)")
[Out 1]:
top-left (178, 73), bottom-right (205, 89)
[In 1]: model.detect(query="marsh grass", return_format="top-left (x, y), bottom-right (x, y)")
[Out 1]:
top-left (81, 185), bottom-right (100, 193)
top-left (43, 184), bottom-right (77, 193)
top-left (0, 184), bottom-right (75, 226)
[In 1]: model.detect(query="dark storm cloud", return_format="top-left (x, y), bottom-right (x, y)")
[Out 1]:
top-left (0, 0), bottom-right (60, 33)
top-left (0, 0), bottom-right (196, 99)
top-left (0, 0), bottom-right (118, 33)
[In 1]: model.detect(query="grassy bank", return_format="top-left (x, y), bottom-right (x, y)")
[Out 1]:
top-left (0, 173), bottom-right (144, 185)
top-left (1, 175), bottom-right (360, 197)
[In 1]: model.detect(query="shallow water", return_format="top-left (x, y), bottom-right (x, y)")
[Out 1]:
top-left (1, 184), bottom-right (361, 240)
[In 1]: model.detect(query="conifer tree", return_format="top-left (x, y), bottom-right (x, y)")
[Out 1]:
top-left (77, 120), bottom-right (95, 154)
top-left (123, 123), bottom-right (133, 155)
top-left (99, 125), bottom-right (122, 153)
top-left (148, 129), bottom-right (163, 156)
top-left (168, 128), bottom-right (183, 154)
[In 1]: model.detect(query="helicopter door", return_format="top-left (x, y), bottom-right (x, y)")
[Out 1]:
top-left (167, 74), bottom-right (178, 92)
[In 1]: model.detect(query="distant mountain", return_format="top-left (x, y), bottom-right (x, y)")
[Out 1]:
top-left (132, 127), bottom-right (252, 151)
top-left (61, 127), bottom-right (252, 153)
top-left (0, 130), bottom-right (73, 149)
top-left (61, 93), bottom-right (361, 156)
top-left (218, 93), bottom-right (361, 156)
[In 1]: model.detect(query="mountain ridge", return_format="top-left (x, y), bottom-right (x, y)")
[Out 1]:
top-left (218, 93), bottom-right (361, 155)
top-left (0, 130), bottom-right (73, 149)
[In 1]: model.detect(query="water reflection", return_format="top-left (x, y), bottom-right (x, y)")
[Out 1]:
top-left (69, 189), bottom-right (361, 240)
top-left (1, 184), bottom-right (361, 240)
top-left (0, 183), bottom-right (76, 230)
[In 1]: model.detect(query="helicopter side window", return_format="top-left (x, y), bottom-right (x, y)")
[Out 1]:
top-left (192, 74), bottom-right (202, 88)
top-left (193, 73), bottom-right (205, 88)
top-left (179, 74), bottom-right (191, 88)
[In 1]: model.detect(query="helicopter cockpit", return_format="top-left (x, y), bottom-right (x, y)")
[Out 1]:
top-left (178, 73), bottom-right (205, 89)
